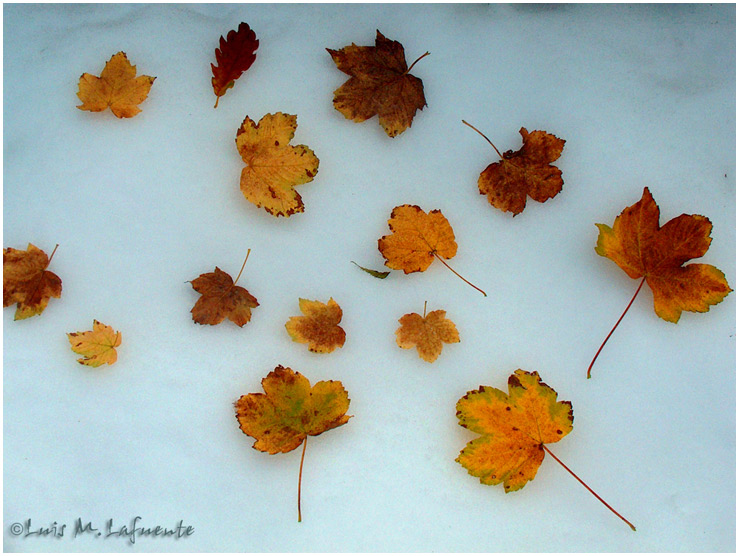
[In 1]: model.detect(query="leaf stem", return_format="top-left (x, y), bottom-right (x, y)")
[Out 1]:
top-left (462, 119), bottom-right (503, 159)
top-left (234, 249), bottom-right (251, 285)
top-left (214, 96), bottom-right (220, 109)
top-left (541, 444), bottom-right (636, 531)
top-left (405, 51), bottom-right (430, 74)
top-left (433, 253), bottom-right (487, 297)
top-left (297, 436), bottom-right (307, 523)
top-left (48, 244), bottom-right (60, 264)
top-left (422, 300), bottom-right (428, 318)
top-left (587, 277), bottom-right (646, 379)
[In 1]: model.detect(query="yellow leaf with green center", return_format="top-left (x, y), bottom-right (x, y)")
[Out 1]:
top-left (235, 365), bottom-right (351, 454)
top-left (236, 112), bottom-right (319, 217)
top-left (67, 320), bottom-right (121, 367)
top-left (456, 369), bottom-right (573, 492)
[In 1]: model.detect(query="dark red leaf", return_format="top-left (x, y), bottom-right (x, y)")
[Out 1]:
top-left (211, 22), bottom-right (259, 107)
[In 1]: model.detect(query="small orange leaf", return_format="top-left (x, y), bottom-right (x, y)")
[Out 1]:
top-left (76, 52), bottom-right (155, 118)
top-left (465, 121), bottom-right (565, 215)
top-left (236, 112), bottom-right (319, 217)
top-left (189, 265), bottom-right (258, 327)
top-left (327, 30), bottom-right (428, 137)
top-left (285, 298), bottom-right (346, 353)
top-left (67, 320), bottom-right (121, 367)
top-left (3, 243), bottom-right (62, 320)
top-left (378, 204), bottom-right (457, 273)
top-left (396, 305), bottom-right (459, 362)
top-left (211, 22), bottom-right (259, 108)
top-left (595, 187), bottom-right (732, 323)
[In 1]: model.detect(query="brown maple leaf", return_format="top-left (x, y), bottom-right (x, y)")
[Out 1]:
top-left (327, 30), bottom-right (429, 137)
top-left (285, 298), bottom-right (346, 353)
top-left (189, 251), bottom-right (258, 327)
top-left (236, 112), bottom-right (319, 217)
top-left (3, 243), bottom-right (62, 320)
top-left (211, 22), bottom-right (259, 108)
top-left (395, 302), bottom-right (459, 362)
top-left (588, 187), bottom-right (732, 377)
top-left (464, 121), bottom-right (565, 215)
top-left (76, 52), bottom-right (155, 118)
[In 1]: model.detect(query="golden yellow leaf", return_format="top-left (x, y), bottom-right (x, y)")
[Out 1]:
top-left (67, 320), bottom-right (121, 367)
top-left (76, 52), bottom-right (155, 118)
top-left (285, 298), bottom-right (345, 353)
top-left (236, 112), bottom-right (319, 217)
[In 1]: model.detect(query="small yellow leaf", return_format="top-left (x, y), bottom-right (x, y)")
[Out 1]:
top-left (67, 320), bottom-right (121, 367)
top-left (396, 307), bottom-right (459, 362)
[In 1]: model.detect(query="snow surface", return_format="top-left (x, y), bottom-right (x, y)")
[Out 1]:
top-left (3, 3), bottom-right (735, 552)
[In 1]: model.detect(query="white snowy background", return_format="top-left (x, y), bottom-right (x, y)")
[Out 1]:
top-left (3, 3), bottom-right (735, 552)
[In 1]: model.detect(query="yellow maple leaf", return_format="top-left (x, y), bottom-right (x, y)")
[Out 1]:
top-left (236, 112), bottom-right (319, 217)
top-left (395, 303), bottom-right (459, 362)
top-left (67, 320), bottom-right (121, 367)
top-left (285, 298), bottom-right (345, 353)
top-left (76, 52), bottom-right (155, 118)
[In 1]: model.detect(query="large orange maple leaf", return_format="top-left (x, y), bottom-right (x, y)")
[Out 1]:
top-left (327, 31), bottom-right (428, 137)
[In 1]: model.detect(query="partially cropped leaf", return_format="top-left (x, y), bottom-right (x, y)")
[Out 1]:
top-left (67, 320), bottom-right (121, 367)
top-left (3, 243), bottom-right (62, 320)
top-left (211, 22), bottom-right (259, 107)
top-left (76, 52), bottom-right (155, 118)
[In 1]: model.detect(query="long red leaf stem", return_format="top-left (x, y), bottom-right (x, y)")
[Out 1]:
top-left (587, 277), bottom-right (646, 379)
top-left (542, 444), bottom-right (636, 531)
top-left (297, 436), bottom-right (308, 523)
top-left (433, 253), bottom-right (487, 297)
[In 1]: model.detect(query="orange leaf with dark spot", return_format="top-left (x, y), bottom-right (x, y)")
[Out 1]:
top-left (285, 298), bottom-right (346, 353)
top-left (236, 113), bottom-right (319, 217)
top-left (3, 243), bottom-right (62, 320)
top-left (327, 30), bottom-right (428, 137)
top-left (211, 22), bottom-right (259, 108)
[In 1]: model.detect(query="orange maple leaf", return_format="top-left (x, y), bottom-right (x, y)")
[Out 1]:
top-left (189, 251), bottom-right (258, 327)
top-left (457, 369), bottom-right (635, 530)
top-left (285, 298), bottom-right (346, 353)
top-left (395, 302), bottom-right (459, 362)
top-left (3, 243), bottom-right (62, 320)
top-left (464, 121), bottom-right (565, 215)
top-left (235, 365), bottom-right (351, 521)
top-left (589, 187), bottom-right (732, 377)
top-left (67, 320), bottom-right (121, 367)
top-left (76, 52), bottom-right (155, 118)
top-left (211, 22), bottom-right (259, 108)
top-left (378, 204), bottom-right (486, 295)
top-left (236, 112), bottom-right (319, 217)
top-left (327, 30), bottom-right (429, 137)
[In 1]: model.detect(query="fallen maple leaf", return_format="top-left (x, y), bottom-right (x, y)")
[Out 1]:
top-left (327, 30), bottom-right (429, 137)
top-left (396, 301), bottom-right (459, 362)
top-left (189, 250), bottom-right (258, 326)
top-left (211, 22), bottom-right (259, 108)
top-left (235, 365), bottom-right (351, 521)
top-left (457, 369), bottom-right (635, 530)
top-left (3, 243), bottom-right (62, 320)
top-left (67, 320), bottom-right (121, 367)
top-left (76, 52), bottom-right (155, 118)
top-left (236, 112), bottom-right (319, 217)
top-left (378, 204), bottom-right (486, 295)
top-left (463, 120), bottom-right (565, 215)
top-left (588, 187), bottom-right (732, 377)
top-left (285, 298), bottom-right (346, 353)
